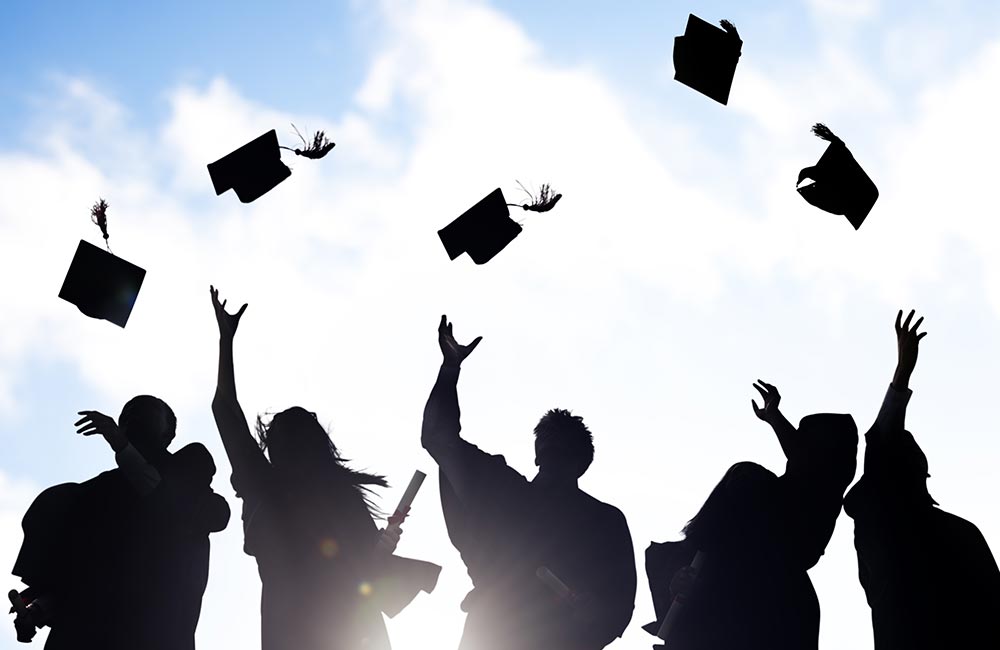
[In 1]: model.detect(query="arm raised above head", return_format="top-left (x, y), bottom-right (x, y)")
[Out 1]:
top-left (421, 315), bottom-right (482, 497)
top-left (209, 286), bottom-right (269, 492)
top-left (752, 380), bottom-right (800, 461)
top-left (872, 310), bottom-right (926, 441)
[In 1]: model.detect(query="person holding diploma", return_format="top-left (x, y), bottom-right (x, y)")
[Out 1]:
top-left (843, 310), bottom-right (1000, 649)
top-left (209, 287), bottom-right (438, 650)
top-left (422, 315), bottom-right (636, 650)
top-left (10, 396), bottom-right (230, 649)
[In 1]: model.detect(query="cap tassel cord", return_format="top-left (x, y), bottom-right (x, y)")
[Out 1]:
top-left (719, 19), bottom-right (740, 39)
top-left (506, 181), bottom-right (563, 213)
top-left (90, 198), bottom-right (112, 253)
top-left (279, 124), bottom-right (336, 160)
top-left (811, 123), bottom-right (843, 145)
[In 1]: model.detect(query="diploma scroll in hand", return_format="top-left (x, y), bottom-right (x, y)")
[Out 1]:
top-left (8, 589), bottom-right (34, 643)
top-left (536, 566), bottom-right (574, 601)
top-left (377, 470), bottom-right (427, 553)
top-left (656, 551), bottom-right (706, 642)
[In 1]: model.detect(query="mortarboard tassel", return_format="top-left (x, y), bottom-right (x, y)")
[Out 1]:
top-left (279, 124), bottom-right (336, 160)
top-left (811, 122), bottom-right (842, 145)
top-left (90, 198), bottom-right (112, 253)
top-left (507, 181), bottom-right (563, 213)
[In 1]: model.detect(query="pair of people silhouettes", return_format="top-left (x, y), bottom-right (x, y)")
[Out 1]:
top-left (645, 310), bottom-right (1000, 650)
top-left (11, 396), bottom-right (230, 649)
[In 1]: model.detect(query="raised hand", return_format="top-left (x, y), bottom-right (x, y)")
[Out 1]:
top-left (210, 285), bottom-right (248, 341)
top-left (438, 315), bottom-right (482, 368)
top-left (751, 380), bottom-right (781, 423)
top-left (75, 410), bottom-right (127, 452)
top-left (893, 309), bottom-right (926, 389)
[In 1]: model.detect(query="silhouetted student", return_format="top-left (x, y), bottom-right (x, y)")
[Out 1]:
top-left (10, 397), bottom-right (230, 649)
top-left (645, 463), bottom-right (815, 650)
top-left (644, 390), bottom-right (857, 650)
top-left (843, 310), bottom-right (1000, 649)
top-left (421, 316), bottom-right (635, 650)
top-left (209, 287), bottom-right (440, 650)
top-left (751, 381), bottom-right (858, 571)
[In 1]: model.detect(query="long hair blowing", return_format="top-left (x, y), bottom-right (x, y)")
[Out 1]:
top-left (255, 409), bottom-right (388, 516)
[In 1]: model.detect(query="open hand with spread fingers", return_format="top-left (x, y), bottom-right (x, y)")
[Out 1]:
top-left (751, 380), bottom-right (781, 424)
top-left (893, 309), bottom-right (927, 389)
top-left (438, 315), bottom-right (482, 368)
top-left (210, 285), bottom-right (248, 341)
top-left (75, 410), bottom-right (127, 453)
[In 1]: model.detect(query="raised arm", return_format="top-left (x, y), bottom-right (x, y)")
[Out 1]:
top-left (75, 410), bottom-right (161, 495)
top-left (752, 381), bottom-right (800, 461)
top-left (209, 286), bottom-right (270, 492)
top-left (421, 315), bottom-right (482, 497)
top-left (871, 309), bottom-right (926, 441)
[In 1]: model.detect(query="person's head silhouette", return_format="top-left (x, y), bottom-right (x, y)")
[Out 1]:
top-left (119, 395), bottom-right (176, 463)
top-left (255, 407), bottom-right (387, 505)
top-left (533, 409), bottom-right (594, 484)
top-left (258, 407), bottom-right (330, 473)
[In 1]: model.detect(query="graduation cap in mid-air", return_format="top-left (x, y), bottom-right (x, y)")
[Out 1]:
top-left (673, 14), bottom-right (742, 105)
top-left (58, 199), bottom-right (146, 328)
top-left (797, 123), bottom-right (879, 230)
top-left (207, 125), bottom-right (335, 203)
top-left (438, 182), bottom-right (562, 265)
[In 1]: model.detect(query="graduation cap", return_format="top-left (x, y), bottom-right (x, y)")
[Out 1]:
top-left (58, 200), bottom-right (146, 328)
top-left (797, 123), bottom-right (879, 230)
top-left (438, 182), bottom-right (562, 265)
top-left (207, 125), bottom-right (335, 203)
top-left (674, 15), bottom-right (742, 105)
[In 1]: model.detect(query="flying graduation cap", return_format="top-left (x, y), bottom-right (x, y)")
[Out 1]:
top-left (58, 199), bottom-right (146, 328)
top-left (438, 182), bottom-right (562, 264)
top-left (674, 14), bottom-right (742, 105)
top-left (797, 123), bottom-right (879, 230)
top-left (207, 125), bottom-right (335, 203)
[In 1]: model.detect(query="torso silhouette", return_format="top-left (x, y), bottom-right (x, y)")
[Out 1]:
top-left (234, 461), bottom-right (392, 650)
top-left (844, 428), bottom-right (1000, 649)
top-left (13, 443), bottom-right (229, 650)
top-left (439, 453), bottom-right (635, 650)
top-left (647, 464), bottom-right (820, 650)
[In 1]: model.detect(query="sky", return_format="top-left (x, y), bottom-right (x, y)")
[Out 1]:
top-left (2, 0), bottom-right (1000, 648)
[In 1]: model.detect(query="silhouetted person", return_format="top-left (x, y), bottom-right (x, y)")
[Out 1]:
top-left (209, 286), bottom-right (439, 650)
top-left (10, 396), bottom-right (230, 649)
top-left (751, 381), bottom-right (858, 571)
top-left (422, 315), bottom-right (636, 650)
top-left (843, 310), bottom-right (1000, 649)
top-left (645, 387), bottom-right (858, 650)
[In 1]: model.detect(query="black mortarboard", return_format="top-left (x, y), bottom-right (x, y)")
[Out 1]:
top-left (797, 124), bottom-right (879, 230)
top-left (207, 130), bottom-right (292, 203)
top-left (59, 240), bottom-right (145, 327)
top-left (438, 188), bottom-right (523, 264)
top-left (674, 14), bottom-right (742, 105)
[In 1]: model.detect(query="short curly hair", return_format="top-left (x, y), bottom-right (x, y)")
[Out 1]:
top-left (533, 408), bottom-right (595, 478)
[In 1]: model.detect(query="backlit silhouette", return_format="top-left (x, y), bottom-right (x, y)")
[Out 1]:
top-left (422, 315), bottom-right (635, 650)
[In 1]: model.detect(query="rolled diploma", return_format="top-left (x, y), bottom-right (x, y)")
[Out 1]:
top-left (389, 470), bottom-right (426, 531)
top-left (656, 551), bottom-right (706, 642)
top-left (536, 566), bottom-right (573, 600)
top-left (8, 590), bottom-right (27, 616)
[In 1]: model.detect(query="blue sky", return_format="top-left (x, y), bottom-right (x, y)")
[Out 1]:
top-left (3, 1), bottom-right (1000, 648)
